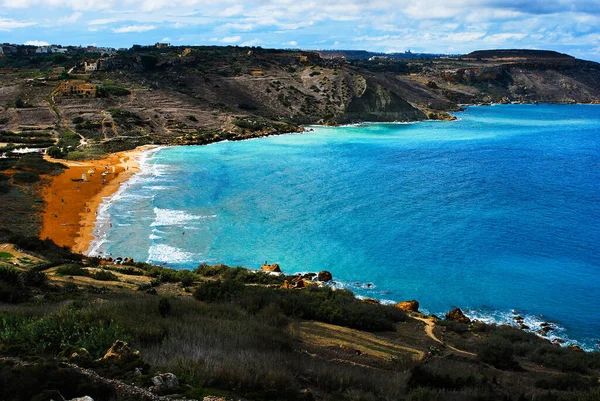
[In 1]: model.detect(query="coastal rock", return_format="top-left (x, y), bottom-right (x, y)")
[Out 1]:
top-left (302, 273), bottom-right (317, 280)
top-left (395, 300), bottom-right (419, 312)
top-left (294, 279), bottom-right (305, 289)
top-left (568, 344), bottom-right (584, 352)
top-left (123, 257), bottom-right (134, 264)
top-left (552, 338), bottom-right (565, 345)
top-left (151, 372), bottom-right (179, 392)
top-left (261, 263), bottom-right (281, 272)
top-left (362, 298), bottom-right (380, 304)
top-left (317, 270), bottom-right (332, 282)
top-left (445, 308), bottom-right (470, 323)
top-left (102, 340), bottom-right (140, 362)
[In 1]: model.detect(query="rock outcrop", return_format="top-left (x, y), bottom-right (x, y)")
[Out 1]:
top-left (395, 300), bottom-right (419, 312)
top-left (445, 308), bottom-right (471, 323)
top-left (102, 340), bottom-right (140, 362)
top-left (151, 372), bottom-right (179, 393)
top-left (261, 263), bottom-right (281, 272)
top-left (317, 270), bottom-right (332, 282)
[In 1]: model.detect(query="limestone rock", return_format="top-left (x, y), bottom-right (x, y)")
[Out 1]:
top-left (261, 263), bottom-right (281, 272)
top-left (568, 344), bottom-right (584, 352)
top-left (362, 298), bottom-right (380, 304)
top-left (68, 397), bottom-right (94, 401)
top-left (317, 270), bottom-right (332, 282)
top-left (151, 372), bottom-right (179, 392)
top-left (102, 340), bottom-right (140, 362)
top-left (445, 308), bottom-right (470, 323)
top-left (395, 300), bottom-right (419, 312)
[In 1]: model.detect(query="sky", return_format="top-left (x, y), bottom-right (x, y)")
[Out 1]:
top-left (1, 0), bottom-right (600, 61)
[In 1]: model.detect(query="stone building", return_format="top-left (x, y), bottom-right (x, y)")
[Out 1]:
top-left (57, 80), bottom-right (97, 96)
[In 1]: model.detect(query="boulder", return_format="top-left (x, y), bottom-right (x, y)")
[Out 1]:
top-left (395, 300), bottom-right (419, 312)
top-left (294, 279), bottom-right (305, 289)
top-left (59, 347), bottom-right (92, 365)
top-left (123, 257), bottom-right (134, 264)
top-left (362, 298), bottom-right (380, 305)
top-left (302, 273), bottom-right (317, 280)
top-left (261, 263), bottom-right (281, 272)
top-left (568, 344), bottom-right (584, 352)
top-left (317, 270), bottom-right (332, 282)
top-left (102, 340), bottom-right (140, 362)
top-left (151, 372), bottom-right (179, 392)
top-left (68, 397), bottom-right (94, 401)
top-left (445, 308), bottom-right (470, 323)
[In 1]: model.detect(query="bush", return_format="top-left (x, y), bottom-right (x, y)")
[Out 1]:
top-left (477, 334), bottom-right (518, 369)
top-left (55, 265), bottom-right (88, 277)
top-left (89, 269), bottom-right (119, 282)
top-left (194, 280), bottom-right (406, 332)
top-left (12, 170), bottom-right (40, 183)
top-left (158, 297), bottom-right (171, 317)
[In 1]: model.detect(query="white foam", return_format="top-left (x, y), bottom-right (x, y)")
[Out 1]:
top-left (150, 207), bottom-right (215, 227)
top-left (147, 244), bottom-right (196, 264)
top-left (86, 146), bottom-right (166, 256)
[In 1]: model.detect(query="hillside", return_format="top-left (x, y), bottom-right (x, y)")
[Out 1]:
top-left (1, 46), bottom-right (600, 158)
top-left (1, 240), bottom-right (599, 401)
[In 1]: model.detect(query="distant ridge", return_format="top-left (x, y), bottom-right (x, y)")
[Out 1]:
top-left (465, 49), bottom-right (574, 59)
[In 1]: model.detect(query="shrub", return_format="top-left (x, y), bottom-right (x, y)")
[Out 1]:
top-left (158, 297), bottom-right (171, 317)
top-left (12, 170), bottom-right (40, 183)
top-left (89, 269), bottom-right (119, 282)
top-left (56, 265), bottom-right (88, 277)
top-left (187, 115), bottom-right (198, 122)
top-left (72, 116), bottom-right (84, 124)
top-left (193, 280), bottom-right (406, 331)
top-left (477, 334), bottom-right (518, 369)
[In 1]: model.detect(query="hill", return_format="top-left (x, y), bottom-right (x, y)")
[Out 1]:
top-left (1, 46), bottom-right (600, 160)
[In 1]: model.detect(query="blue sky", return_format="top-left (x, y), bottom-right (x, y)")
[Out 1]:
top-left (2, 0), bottom-right (600, 61)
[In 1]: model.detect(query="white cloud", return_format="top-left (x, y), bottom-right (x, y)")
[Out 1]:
top-left (113, 24), bottom-right (156, 33)
top-left (0, 18), bottom-right (36, 30)
top-left (161, 36), bottom-right (171, 41)
top-left (58, 11), bottom-right (82, 24)
top-left (285, 40), bottom-right (298, 46)
top-left (220, 35), bottom-right (241, 43)
top-left (24, 40), bottom-right (49, 46)
top-left (89, 18), bottom-right (118, 25)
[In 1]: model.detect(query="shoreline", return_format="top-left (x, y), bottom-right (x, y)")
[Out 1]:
top-left (40, 145), bottom-right (159, 254)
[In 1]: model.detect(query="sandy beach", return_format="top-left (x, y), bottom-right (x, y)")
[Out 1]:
top-left (40, 145), bottom-right (158, 254)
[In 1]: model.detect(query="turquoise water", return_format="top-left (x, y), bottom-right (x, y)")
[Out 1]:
top-left (91, 104), bottom-right (600, 350)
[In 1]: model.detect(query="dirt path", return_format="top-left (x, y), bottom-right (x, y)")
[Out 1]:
top-left (292, 321), bottom-right (426, 361)
top-left (413, 316), bottom-right (476, 357)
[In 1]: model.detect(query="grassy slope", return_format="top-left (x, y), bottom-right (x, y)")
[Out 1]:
top-left (0, 242), bottom-right (599, 401)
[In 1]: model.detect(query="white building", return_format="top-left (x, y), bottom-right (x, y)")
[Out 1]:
top-left (84, 61), bottom-right (98, 72)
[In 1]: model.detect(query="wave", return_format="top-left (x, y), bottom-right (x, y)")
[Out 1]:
top-left (150, 207), bottom-right (216, 227)
top-left (147, 244), bottom-right (197, 264)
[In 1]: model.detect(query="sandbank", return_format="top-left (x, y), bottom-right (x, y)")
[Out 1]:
top-left (40, 145), bottom-right (158, 254)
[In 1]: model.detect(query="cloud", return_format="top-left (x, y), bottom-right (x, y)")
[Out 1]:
top-left (220, 35), bottom-right (241, 43)
top-left (285, 40), bottom-right (298, 46)
top-left (113, 25), bottom-right (156, 33)
top-left (58, 11), bottom-right (82, 24)
top-left (24, 40), bottom-right (49, 46)
top-left (0, 18), bottom-right (36, 30)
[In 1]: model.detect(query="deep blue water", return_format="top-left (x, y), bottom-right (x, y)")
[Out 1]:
top-left (90, 104), bottom-right (600, 349)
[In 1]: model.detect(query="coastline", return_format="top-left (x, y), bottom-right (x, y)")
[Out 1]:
top-left (40, 145), bottom-right (159, 254)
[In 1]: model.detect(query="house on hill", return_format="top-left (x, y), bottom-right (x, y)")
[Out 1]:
top-left (84, 61), bottom-right (98, 72)
top-left (57, 80), bottom-right (97, 96)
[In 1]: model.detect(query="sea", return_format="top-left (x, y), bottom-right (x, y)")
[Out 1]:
top-left (89, 104), bottom-right (600, 350)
